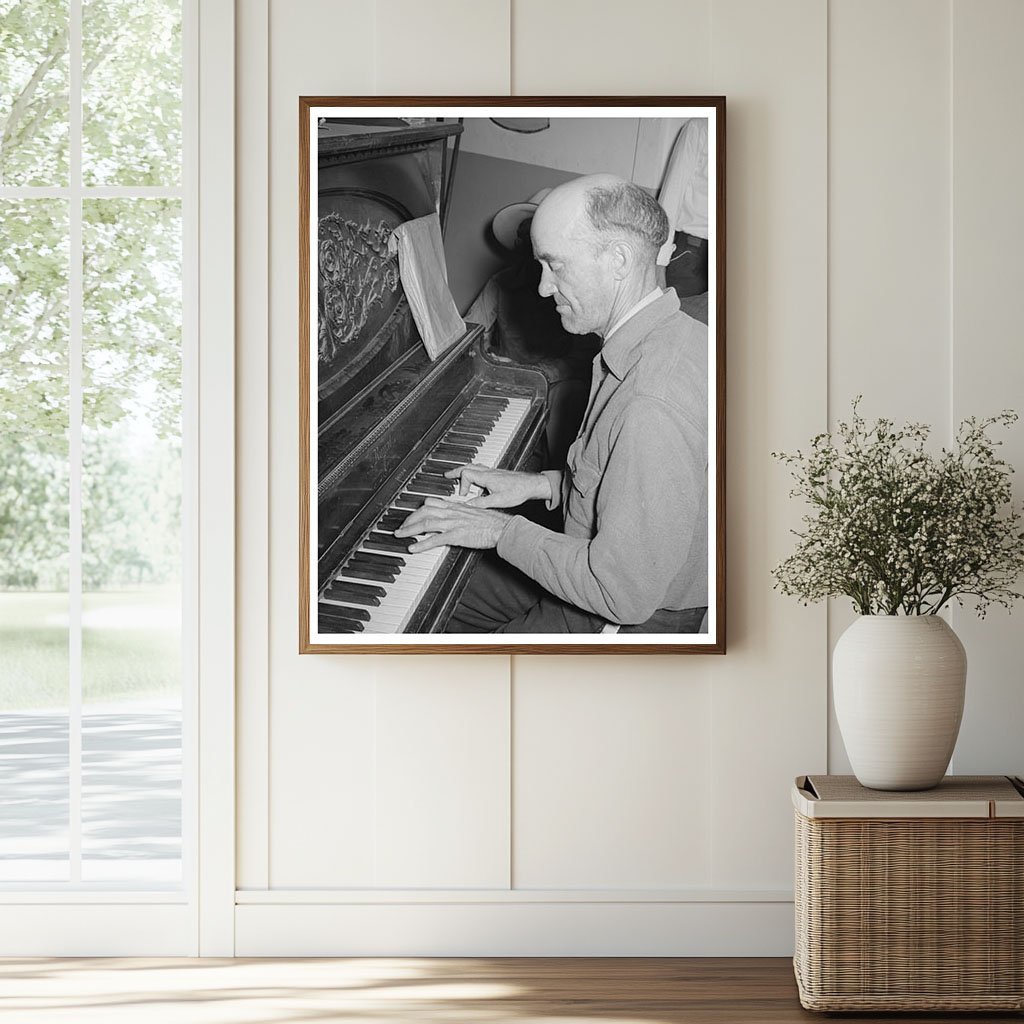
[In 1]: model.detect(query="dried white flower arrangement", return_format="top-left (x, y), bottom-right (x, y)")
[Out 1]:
top-left (772, 401), bottom-right (1024, 616)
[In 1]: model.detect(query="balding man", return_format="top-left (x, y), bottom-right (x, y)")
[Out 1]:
top-left (396, 174), bottom-right (708, 633)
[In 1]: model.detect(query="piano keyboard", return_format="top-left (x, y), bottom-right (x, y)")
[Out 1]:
top-left (319, 393), bottom-right (533, 634)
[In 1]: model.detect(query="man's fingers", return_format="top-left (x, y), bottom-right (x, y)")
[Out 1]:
top-left (394, 511), bottom-right (431, 536)
top-left (397, 501), bottom-right (487, 536)
top-left (465, 494), bottom-right (500, 509)
top-left (397, 497), bottom-right (451, 532)
top-left (454, 465), bottom-right (488, 496)
top-left (393, 514), bottom-right (417, 536)
top-left (446, 463), bottom-right (485, 479)
top-left (396, 513), bottom-right (448, 537)
top-left (408, 532), bottom-right (451, 554)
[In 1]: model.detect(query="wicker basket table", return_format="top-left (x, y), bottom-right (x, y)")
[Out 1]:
top-left (793, 774), bottom-right (1024, 1012)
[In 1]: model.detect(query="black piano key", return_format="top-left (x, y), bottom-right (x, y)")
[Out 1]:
top-left (411, 483), bottom-right (452, 497)
top-left (329, 579), bottom-right (387, 599)
top-left (347, 553), bottom-right (397, 567)
top-left (434, 444), bottom-right (478, 457)
top-left (428, 454), bottom-right (470, 467)
top-left (415, 470), bottom-right (448, 483)
top-left (366, 532), bottom-right (414, 552)
top-left (325, 588), bottom-right (381, 607)
top-left (442, 443), bottom-right (484, 455)
top-left (425, 453), bottom-right (461, 466)
top-left (323, 585), bottom-right (380, 606)
top-left (424, 460), bottom-right (459, 476)
top-left (330, 617), bottom-right (366, 632)
top-left (342, 565), bottom-right (396, 583)
top-left (392, 494), bottom-right (425, 510)
top-left (439, 448), bottom-right (480, 461)
top-left (352, 561), bottom-right (399, 577)
top-left (398, 491), bottom-right (431, 505)
top-left (471, 396), bottom-right (506, 407)
top-left (319, 609), bottom-right (364, 633)
top-left (409, 479), bottom-right (454, 496)
top-left (445, 430), bottom-right (487, 444)
top-left (351, 551), bottom-right (405, 568)
top-left (324, 604), bottom-right (372, 622)
top-left (458, 413), bottom-right (498, 425)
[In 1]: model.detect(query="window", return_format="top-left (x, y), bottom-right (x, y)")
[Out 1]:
top-left (0, 0), bottom-right (191, 890)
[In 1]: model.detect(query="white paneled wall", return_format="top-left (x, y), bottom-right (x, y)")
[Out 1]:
top-left (948, 0), bottom-right (1024, 777)
top-left (826, 0), bottom-right (952, 773)
top-left (706, 0), bottom-right (828, 890)
top-left (375, 0), bottom-right (510, 93)
top-left (373, 660), bottom-right (511, 888)
top-left (828, 0), bottom-right (951, 422)
top-left (510, 0), bottom-right (712, 94)
top-left (513, 657), bottom-right (713, 889)
top-left (234, 0), bottom-right (1024, 954)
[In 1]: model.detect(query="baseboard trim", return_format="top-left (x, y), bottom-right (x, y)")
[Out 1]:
top-left (235, 900), bottom-right (795, 956)
top-left (0, 904), bottom-right (196, 956)
top-left (236, 887), bottom-right (792, 904)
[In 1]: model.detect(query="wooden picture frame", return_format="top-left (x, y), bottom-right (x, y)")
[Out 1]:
top-left (299, 97), bottom-right (725, 654)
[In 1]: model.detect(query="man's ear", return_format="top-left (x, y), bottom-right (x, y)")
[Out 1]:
top-left (610, 240), bottom-right (634, 280)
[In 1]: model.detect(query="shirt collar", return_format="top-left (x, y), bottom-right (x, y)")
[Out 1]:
top-left (604, 288), bottom-right (662, 342)
top-left (600, 288), bottom-right (681, 380)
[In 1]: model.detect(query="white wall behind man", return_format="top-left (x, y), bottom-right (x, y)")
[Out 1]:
top-left (459, 115), bottom-right (690, 191)
top-left (234, 0), bottom-right (1024, 956)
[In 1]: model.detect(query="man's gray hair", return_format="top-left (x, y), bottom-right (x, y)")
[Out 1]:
top-left (584, 181), bottom-right (669, 258)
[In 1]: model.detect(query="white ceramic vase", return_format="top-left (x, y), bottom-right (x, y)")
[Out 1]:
top-left (833, 615), bottom-right (967, 791)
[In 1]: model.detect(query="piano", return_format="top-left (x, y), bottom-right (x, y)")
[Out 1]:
top-left (315, 119), bottom-right (549, 635)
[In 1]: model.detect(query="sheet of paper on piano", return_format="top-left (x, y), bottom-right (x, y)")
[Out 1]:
top-left (389, 212), bottom-right (465, 362)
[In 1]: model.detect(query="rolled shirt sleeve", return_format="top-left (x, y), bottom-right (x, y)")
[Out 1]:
top-left (497, 397), bottom-right (704, 624)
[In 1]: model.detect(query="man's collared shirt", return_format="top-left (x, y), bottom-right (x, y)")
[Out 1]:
top-left (604, 287), bottom-right (662, 342)
top-left (498, 287), bottom-right (708, 625)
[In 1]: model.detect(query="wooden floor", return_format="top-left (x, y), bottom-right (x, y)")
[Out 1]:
top-left (0, 957), bottom-right (1019, 1023)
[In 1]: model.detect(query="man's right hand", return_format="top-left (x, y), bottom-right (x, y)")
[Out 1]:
top-left (445, 465), bottom-right (552, 509)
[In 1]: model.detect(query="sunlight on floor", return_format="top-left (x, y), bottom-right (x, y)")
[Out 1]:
top-left (0, 958), bottom-right (670, 1024)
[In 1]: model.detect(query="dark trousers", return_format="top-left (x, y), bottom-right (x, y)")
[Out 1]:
top-left (446, 553), bottom-right (606, 633)
top-left (447, 552), bottom-right (708, 635)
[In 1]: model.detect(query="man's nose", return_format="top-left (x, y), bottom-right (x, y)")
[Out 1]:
top-left (537, 266), bottom-right (556, 298)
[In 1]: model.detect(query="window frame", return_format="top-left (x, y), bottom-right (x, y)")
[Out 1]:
top-left (0, 0), bottom-right (235, 955)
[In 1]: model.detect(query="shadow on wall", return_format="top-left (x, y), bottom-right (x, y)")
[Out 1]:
top-left (443, 151), bottom-right (576, 315)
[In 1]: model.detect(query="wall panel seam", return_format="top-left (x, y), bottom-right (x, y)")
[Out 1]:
top-left (236, 0), bottom-right (270, 893)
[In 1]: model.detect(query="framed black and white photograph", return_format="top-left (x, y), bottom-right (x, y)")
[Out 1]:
top-left (299, 97), bottom-right (725, 654)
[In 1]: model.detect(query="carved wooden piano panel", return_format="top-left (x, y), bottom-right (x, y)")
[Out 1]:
top-left (314, 120), bottom-right (548, 635)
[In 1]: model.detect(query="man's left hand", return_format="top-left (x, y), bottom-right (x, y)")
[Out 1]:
top-left (394, 497), bottom-right (512, 553)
